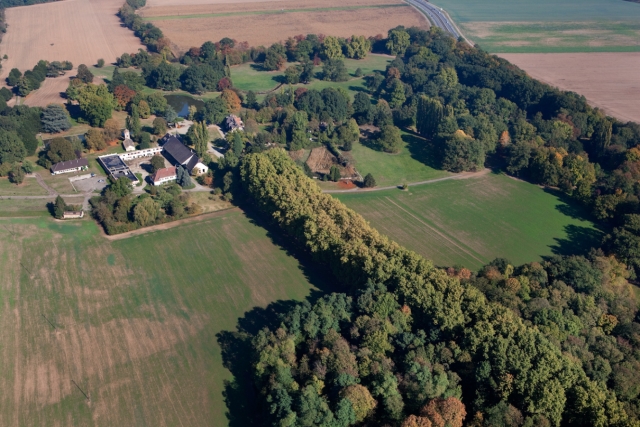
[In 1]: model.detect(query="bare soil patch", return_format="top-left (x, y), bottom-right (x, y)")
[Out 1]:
top-left (148, 0), bottom-right (284, 6)
top-left (500, 52), bottom-right (640, 123)
top-left (337, 180), bottom-right (357, 189)
top-left (0, 0), bottom-right (144, 81)
top-left (306, 147), bottom-right (336, 175)
top-left (152, 6), bottom-right (427, 49)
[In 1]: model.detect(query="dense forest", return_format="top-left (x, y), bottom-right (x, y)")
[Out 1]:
top-left (236, 149), bottom-right (635, 426)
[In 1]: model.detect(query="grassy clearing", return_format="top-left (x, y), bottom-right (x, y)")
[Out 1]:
top-left (428, 0), bottom-right (640, 53)
top-left (0, 209), bottom-right (321, 426)
top-left (336, 172), bottom-right (602, 270)
top-left (232, 54), bottom-right (391, 95)
top-left (319, 131), bottom-right (449, 190)
top-left (144, 4), bottom-right (408, 20)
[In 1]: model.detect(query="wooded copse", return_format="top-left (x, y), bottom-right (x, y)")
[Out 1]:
top-left (239, 149), bottom-right (630, 426)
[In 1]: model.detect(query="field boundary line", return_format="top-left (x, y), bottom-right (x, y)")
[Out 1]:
top-left (383, 197), bottom-right (487, 265)
top-left (323, 168), bottom-right (489, 193)
top-left (102, 208), bottom-right (241, 241)
top-left (142, 4), bottom-right (409, 20)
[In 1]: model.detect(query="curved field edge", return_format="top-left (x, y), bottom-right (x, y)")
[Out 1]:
top-left (336, 172), bottom-right (602, 270)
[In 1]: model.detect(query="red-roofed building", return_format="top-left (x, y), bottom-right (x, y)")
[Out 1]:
top-left (150, 166), bottom-right (177, 186)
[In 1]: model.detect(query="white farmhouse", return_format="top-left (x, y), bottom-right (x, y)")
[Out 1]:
top-left (51, 158), bottom-right (89, 175)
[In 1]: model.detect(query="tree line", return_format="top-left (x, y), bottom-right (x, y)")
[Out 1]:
top-left (237, 148), bottom-right (631, 426)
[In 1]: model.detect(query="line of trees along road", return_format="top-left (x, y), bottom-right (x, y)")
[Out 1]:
top-left (238, 149), bottom-right (631, 426)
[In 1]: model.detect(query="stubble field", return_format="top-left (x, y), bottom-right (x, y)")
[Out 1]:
top-left (501, 52), bottom-right (640, 123)
top-left (0, 210), bottom-right (320, 426)
top-left (140, 0), bottom-right (428, 50)
top-left (336, 172), bottom-right (601, 270)
top-left (0, 0), bottom-right (143, 82)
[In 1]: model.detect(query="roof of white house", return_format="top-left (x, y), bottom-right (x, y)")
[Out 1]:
top-left (51, 158), bottom-right (89, 172)
top-left (123, 138), bottom-right (135, 149)
top-left (151, 166), bottom-right (177, 182)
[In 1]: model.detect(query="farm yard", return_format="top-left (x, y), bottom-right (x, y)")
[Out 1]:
top-left (501, 52), bottom-right (640, 123)
top-left (336, 172), bottom-right (601, 270)
top-left (0, 210), bottom-right (321, 427)
top-left (139, 0), bottom-right (428, 50)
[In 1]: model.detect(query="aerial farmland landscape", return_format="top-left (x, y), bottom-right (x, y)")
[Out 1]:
top-left (0, 0), bottom-right (640, 425)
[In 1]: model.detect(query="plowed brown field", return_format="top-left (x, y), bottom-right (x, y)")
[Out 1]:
top-left (500, 52), bottom-right (640, 123)
top-left (143, 0), bottom-right (428, 50)
top-left (0, 0), bottom-right (143, 81)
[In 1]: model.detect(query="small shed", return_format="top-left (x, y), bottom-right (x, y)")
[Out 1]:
top-left (63, 211), bottom-right (84, 219)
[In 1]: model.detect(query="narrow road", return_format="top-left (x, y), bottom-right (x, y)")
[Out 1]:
top-left (406, 0), bottom-right (467, 42)
top-left (323, 169), bottom-right (490, 193)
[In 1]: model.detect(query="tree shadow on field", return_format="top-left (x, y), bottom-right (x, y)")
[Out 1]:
top-left (216, 202), bottom-right (339, 426)
top-left (550, 224), bottom-right (604, 257)
top-left (402, 129), bottom-right (441, 170)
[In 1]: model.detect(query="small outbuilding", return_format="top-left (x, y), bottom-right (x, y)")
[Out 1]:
top-left (150, 166), bottom-right (177, 186)
top-left (62, 211), bottom-right (84, 219)
top-left (51, 158), bottom-right (89, 175)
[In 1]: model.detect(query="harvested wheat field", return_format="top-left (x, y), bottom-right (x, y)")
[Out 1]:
top-left (0, 212), bottom-right (319, 426)
top-left (501, 52), bottom-right (640, 123)
top-left (143, 0), bottom-right (428, 50)
top-left (0, 0), bottom-right (143, 81)
top-left (15, 75), bottom-right (105, 108)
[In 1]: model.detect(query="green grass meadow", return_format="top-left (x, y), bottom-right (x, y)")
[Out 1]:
top-left (428, 0), bottom-right (640, 52)
top-left (337, 172), bottom-right (602, 270)
top-left (0, 210), bottom-right (321, 426)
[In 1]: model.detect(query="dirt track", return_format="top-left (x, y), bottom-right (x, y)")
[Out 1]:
top-left (500, 52), bottom-right (640, 123)
top-left (0, 0), bottom-right (143, 80)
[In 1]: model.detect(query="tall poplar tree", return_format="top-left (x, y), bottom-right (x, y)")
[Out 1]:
top-left (416, 96), bottom-right (444, 139)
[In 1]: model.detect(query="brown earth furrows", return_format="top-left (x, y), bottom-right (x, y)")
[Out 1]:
top-left (153, 6), bottom-right (428, 49)
top-left (500, 52), bottom-right (640, 123)
top-left (0, 0), bottom-right (143, 81)
top-left (306, 146), bottom-right (336, 174)
top-left (140, 0), bottom-right (404, 16)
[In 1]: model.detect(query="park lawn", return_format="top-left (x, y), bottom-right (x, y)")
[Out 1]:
top-left (336, 172), bottom-right (602, 270)
top-left (0, 176), bottom-right (48, 196)
top-left (0, 209), bottom-right (321, 427)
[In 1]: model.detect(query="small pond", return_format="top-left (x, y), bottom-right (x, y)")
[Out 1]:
top-left (164, 94), bottom-right (204, 118)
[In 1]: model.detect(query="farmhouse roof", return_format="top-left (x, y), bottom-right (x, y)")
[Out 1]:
top-left (151, 166), bottom-right (177, 182)
top-left (51, 158), bottom-right (88, 173)
top-left (123, 138), bottom-right (135, 149)
top-left (225, 115), bottom-right (243, 129)
top-left (162, 135), bottom-right (195, 165)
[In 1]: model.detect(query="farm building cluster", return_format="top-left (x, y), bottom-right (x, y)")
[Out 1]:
top-left (94, 132), bottom-right (208, 186)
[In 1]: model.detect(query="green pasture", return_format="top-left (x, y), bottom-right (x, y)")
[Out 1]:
top-left (460, 20), bottom-right (640, 53)
top-left (337, 172), bottom-right (602, 270)
top-left (143, 4), bottom-right (408, 21)
top-left (431, 0), bottom-right (640, 23)
top-left (0, 210), bottom-right (321, 426)
top-left (428, 0), bottom-right (640, 52)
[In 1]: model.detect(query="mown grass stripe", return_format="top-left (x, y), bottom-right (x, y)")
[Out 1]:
top-left (142, 4), bottom-right (408, 21)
